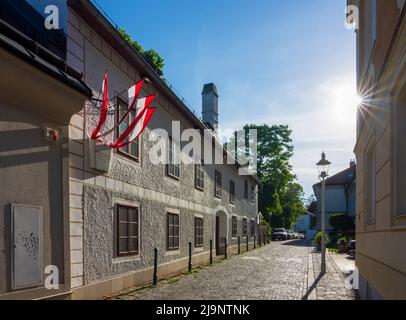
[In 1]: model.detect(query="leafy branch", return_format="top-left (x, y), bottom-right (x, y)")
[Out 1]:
top-left (117, 27), bottom-right (165, 75)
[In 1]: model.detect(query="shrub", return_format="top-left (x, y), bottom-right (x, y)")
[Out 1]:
top-left (314, 231), bottom-right (330, 245)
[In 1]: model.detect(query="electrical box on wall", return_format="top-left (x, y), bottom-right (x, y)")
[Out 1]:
top-left (43, 127), bottom-right (59, 143)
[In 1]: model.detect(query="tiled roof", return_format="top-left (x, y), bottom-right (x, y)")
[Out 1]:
top-left (313, 165), bottom-right (356, 188)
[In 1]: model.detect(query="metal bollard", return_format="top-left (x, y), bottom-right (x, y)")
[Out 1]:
top-left (246, 235), bottom-right (249, 251)
top-left (238, 236), bottom-right (241, 254)
top-left (188, 242), bottom-right (192, 272)
top-left (224, 238), bottom-right (228, 259)
top-left (254, 234), bottom-right (256, 249)
top-left (209, 239), bottom-right (213, 265)
top-left (153, 248), bottom-right (158, 286)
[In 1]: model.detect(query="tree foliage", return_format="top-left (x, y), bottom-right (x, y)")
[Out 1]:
top-left (306, 194), bottom-right (317, 214)
top-left (228, 124), bottom-right (305, 229)
top-left (117, 28), bottom-right (165, 74)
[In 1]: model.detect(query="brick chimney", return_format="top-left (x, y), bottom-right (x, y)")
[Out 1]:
top-left (202, 83), bottom-right (219, 133)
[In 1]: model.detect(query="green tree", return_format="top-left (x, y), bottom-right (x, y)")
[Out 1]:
top-left (227, 124), bottom-right (305, 228)
top-left (306, 194), bottom-right (317, 214)
top-left (117, 28), bottom-right (165, 74)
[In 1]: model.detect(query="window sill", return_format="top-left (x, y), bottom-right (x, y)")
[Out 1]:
top-left (113, 255), bottom-right (141, 264)
top-left (116, 150), bottom-right (141, 164)
top-left (165, 250), bottom-right (181, 256)
top-left (194, 247), bottom-right (204, 253)
top-left (165, 175), bottom-right (180, 185)
top-left (195, 186), bottom-right (204, 192)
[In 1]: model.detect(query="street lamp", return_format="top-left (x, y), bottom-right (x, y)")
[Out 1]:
top-left (316, 151), bottom-right (331, 274)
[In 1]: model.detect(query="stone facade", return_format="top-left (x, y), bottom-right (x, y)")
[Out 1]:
top-left (66, 2), bottom-right (259, 299)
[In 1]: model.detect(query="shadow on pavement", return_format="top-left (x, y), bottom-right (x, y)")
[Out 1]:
top-left (302, 272), bottom-right (324, 300)
top-left (280, 239), bottom-right (314, 247)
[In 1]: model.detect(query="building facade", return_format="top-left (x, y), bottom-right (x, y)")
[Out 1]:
top-left (0, 0), bottom-right (260, 300)
top-left (293, 212), bottom-right (317, 240)
top-left (0, 0), bottom-right (92, 299)
top-left (349, 0), bottom-right (406, 299)
top-left (313, 162), bottom-right (356, 234)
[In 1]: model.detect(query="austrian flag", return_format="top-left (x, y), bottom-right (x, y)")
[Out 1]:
top-left (110, 95), bottom-right (156, 148)
top-left (90, 72), bottom-right (157, 149)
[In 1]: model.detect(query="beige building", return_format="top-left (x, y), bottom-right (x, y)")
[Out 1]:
top-left (350, 0), bottom-right (406, 299)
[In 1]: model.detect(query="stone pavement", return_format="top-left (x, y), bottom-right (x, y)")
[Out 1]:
top-left (305, 252), bottom-right (356, 300)
top-left (110, 240), bottom-right (356, 300)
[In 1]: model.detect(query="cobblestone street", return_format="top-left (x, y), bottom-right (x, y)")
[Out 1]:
top-left (111, 240), bottom-right (356, 300)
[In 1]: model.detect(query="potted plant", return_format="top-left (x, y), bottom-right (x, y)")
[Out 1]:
top-left (314, 232), bottom-right (330, 251)
top-left (337, 237), bottom-right (348, 253)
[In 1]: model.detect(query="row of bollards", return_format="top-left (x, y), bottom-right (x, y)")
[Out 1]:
top-left (152, 234), bottom-right (267, 285)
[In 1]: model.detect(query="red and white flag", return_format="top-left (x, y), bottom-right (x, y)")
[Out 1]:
top-left (110, 95), bottom-right (156, 148)
top-left (91, 71), bottom-right (109, 139)
top-left (97, 79), bottom-right (144, 139)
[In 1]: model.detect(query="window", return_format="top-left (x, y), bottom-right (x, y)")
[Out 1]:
top-left (251, 184), bottom-right (256, 203)
top-left (366, 146), bottom-right (376, 224)
top-left (371, 0), bottom-right (377, 41)
top-left (395, 92), bottom-right (406, 216)
top-left (244, 181), bottom-right (248, 200)
top-left (117, 205), bottom-right (139, 256)
top-left (167, 213), bottom-right (180, 251)
top-left (250, 220), bottom-right (255, 237)
top-left (166, 137), bottom-right (180, 180)
top-left (242, 218), bottom-right (248, 237)
top-left (215, 171), bottom-right (222, 198)
top-left (232, 216), bottom-right (238, 238)
top-left (195, 217), bottom-right (204, 248)
top-left (229, 180), bottom-right (235, 204)
top-left (195, 164), bottom-right (205, 190)
top-left (117, 97), bottom-right (140, 161)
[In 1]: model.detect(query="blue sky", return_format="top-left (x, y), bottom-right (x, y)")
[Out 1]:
top-left (93, 0), bottom-right (357, 198)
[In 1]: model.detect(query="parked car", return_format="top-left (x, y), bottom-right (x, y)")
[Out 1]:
top-left (347, 240), bottom-right (356, 258)
top-left (272, 228), bottom-right (288, 241)
top-left (287, 230), bottom-right (295, 239)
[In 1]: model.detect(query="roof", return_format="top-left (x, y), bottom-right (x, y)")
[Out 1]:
top-left (313, 165), bottom-right (356, 188)
top-left (0, 18), bottom-right (92, 98)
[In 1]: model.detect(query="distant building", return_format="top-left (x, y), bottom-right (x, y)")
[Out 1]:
top-left (348, 0), bottom-right (406, 300)
top-left (293, 212), bottom-right (317, 240)
top-left (313, 161), bottom-right (356, 233)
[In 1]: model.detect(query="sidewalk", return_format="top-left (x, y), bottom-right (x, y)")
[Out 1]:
top-left (304, 251), bottom-right (356, 300)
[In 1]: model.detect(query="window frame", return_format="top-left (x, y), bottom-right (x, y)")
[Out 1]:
top-left (232, 216), bottom-right (238, 238)
top-left (116, 204), bottom-right (140, 257)
top-left (244, 181), bottom-right (249, 200)
top-left (229, 180), bottom-right (236, 204)
top-left (365, 142), bottom-right (376, 225)
top-left (250, 220), bottom-right (255, 237)
top-left (116, 96), bottom-right (140, 162)
top-left (166, 136), bottom-right (180, 180)
top-left (195, 163), bottom-right (205, 191)
top-left (167, 212), bottom-right (180, 251)
top-left (214, 170), bottom-right (222, 198)
top-left (251, 184), bottom-right (256, 203)
top-left (194, 217), bottom-right (204, 248)
top-left (242, 218), bottom-right (248, 237)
